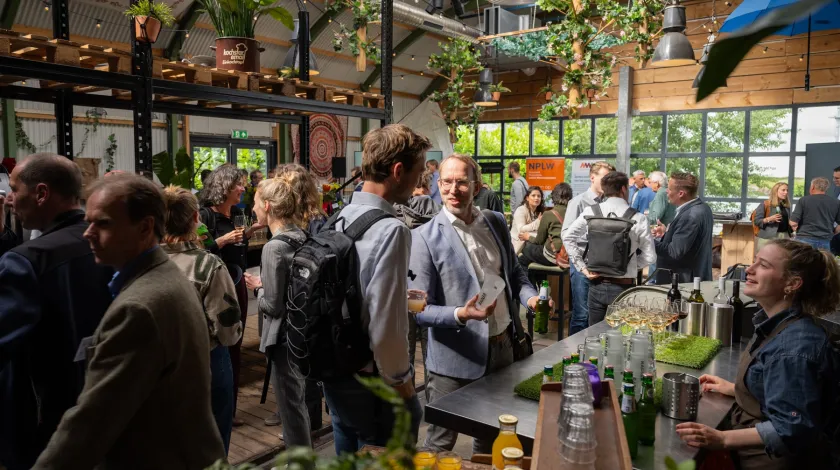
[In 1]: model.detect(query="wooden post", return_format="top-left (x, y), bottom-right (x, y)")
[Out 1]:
top-left (356, 27), bottom-right (367, 72)
top-left (568, 0), bottom-right (585, 118)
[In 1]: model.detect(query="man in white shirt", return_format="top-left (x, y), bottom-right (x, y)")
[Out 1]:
top-left (323, 124), bottom-right (430, 454)
top-left (410, 154), bottom-right (540, 454)
top-left (563, 171), bottom-right (656, 326)
top-left (561, 161), bottom-right (614, 335)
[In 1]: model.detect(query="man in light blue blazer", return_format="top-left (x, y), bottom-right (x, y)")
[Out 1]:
top-left (409, 154), bottom-right (540, 454)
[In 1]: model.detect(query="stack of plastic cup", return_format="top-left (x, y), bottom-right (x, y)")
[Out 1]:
top-left (628, 332), bottom-right (652, 391)
top-left (604, 329), bottom-right (625, 375)
top-left (557, 402), bottom-right (598, 467)
top-left (583, 336), bottom-right (603, 375)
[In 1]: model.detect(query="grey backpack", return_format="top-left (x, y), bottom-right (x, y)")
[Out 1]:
top-left (582, 204), bottom-right (638, 277)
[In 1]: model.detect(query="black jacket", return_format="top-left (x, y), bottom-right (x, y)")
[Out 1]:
top-left (654, 199), bottom-right (714, 284)
top-left (0, 210), bottom-right (112, 470)
top-left (474, 187), bottom-right (504, 214)
top-left (395, 196), bottom-right (441, 230)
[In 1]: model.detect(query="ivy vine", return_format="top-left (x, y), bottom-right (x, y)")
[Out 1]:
top-left (326, 0), bottom-right (381, 66)
top-left (427, 38), bottom-right (485, 143)
top-left (14, 116), bottom-right (37, 153)
top-left (104, 133), bottom-right (117, 172)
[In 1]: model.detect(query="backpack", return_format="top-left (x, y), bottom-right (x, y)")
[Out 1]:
top-left (749, 200), bottom-right (771, 237)
top-left (582, 204), bottom-right (638, 277)
top-left (282, 208), bottom-right (394, 381)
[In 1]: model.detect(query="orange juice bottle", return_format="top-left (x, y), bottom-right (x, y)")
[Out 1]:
top-left (491, 415), bottom-right (523, 470)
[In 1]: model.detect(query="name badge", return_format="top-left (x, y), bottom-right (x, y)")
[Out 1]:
top-left (74, 336), bottom-right (94, 363)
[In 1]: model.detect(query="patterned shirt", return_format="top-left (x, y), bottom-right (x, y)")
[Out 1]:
top-left (161, 241), bottom-right (242, 349)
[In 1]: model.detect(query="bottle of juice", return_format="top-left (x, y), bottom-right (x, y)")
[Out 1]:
top-left (492, 415), bottom-right (523, 470)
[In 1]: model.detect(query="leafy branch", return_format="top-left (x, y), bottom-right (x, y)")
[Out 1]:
top-left (427, 38), bottom-right (485, 143)
top-left (327, 0), bottom-right (381, 69)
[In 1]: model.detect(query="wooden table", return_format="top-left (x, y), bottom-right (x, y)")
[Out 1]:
top-left (424, 321), bottom-right (744, 470)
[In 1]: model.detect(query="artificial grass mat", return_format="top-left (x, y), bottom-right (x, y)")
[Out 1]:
top-left (513, 367), bottom-right (664, 407)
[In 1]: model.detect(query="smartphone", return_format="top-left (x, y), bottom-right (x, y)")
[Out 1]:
top-left (0, 190), bottom-right (5, 197)
top-left (474, 273), bottom-right (506, 310)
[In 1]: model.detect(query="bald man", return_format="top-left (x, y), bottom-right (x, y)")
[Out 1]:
top-left (0, 154), bottom-right (113, 470)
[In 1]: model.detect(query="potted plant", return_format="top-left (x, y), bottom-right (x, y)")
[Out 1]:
top-left (489, 81), bottom-right (511, 101)
top-left (124, 0), bottom-right (176, 44)
top-left (327, 0), bottom-right (381, 72)
top-left (196, 0), bottom-right (294, 73)
top-left (539, 83), bottom-right (554, 101)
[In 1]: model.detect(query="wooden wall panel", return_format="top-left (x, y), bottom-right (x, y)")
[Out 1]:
top-left (481, 0), bottom-right (840, 122)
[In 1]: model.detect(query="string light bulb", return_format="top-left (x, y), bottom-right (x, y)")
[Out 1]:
top-left (44, 4), bottom-right (50, 12)
top-left (800, 54), bottom-right (804, 61)
top-left (328, 17), bottom-right (332, 23)
top-left (400, 75), bottom-right (404, 80)
top-left (420, 71), bottom-right (423, 76)
top-left (185, 32), bottom-right (190, 38)
top-left (763, 47), bottom-right (767, 54)
top-left (96, 19), bottom-right (102, 28)
top-left (411, 55), bottom-right (415, 60)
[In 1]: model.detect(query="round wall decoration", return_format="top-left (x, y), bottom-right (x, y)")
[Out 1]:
top-left (292, 114), bottom-right (348, 179)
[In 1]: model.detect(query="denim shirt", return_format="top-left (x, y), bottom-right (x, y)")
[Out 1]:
top-left (746, 307), bottom-right (839, 457)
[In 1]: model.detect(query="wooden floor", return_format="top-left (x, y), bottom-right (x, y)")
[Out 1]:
top-left (228, 311), bottom-right (428, 465)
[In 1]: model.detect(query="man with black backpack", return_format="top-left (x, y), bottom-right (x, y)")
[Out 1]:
top-left (562, 171), bottom-right (656, 326)
top-left (305, 124), bottom-right (430, 454)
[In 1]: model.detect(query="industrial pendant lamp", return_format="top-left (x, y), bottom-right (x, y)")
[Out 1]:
top-left (473, 69), bottom-right (496, 107)
top-left (651, 0), bottom-right (696, 67)
top-left (692, 35), bottom-right (725, 89)
top-left (283, 18), bottom-right (320, 76)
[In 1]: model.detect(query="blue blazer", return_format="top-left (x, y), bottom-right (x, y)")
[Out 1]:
top-left (409, 210), bottom-right (537, 380)
top-left (654, 198), bottom-right (714, 284)
top-left (630, 186), bottom-right (655, 213)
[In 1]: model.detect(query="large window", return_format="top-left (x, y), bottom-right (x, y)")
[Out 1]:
top-left (532, 121), bottom-right (560, 155)
top-left (478, 123), bottom-right (501, 156)
top-left (504, 122), bottom-right (530, 156)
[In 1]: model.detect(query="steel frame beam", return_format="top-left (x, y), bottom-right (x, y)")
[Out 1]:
top-left (155, 102), bottom-right (302, 125)
top-left (298, 9), bottom-right (311, 169)
top-left (0, 0), bottom-right (21, 30)
top-left (52, 0), bottom-right (73, 159)
top-left (0, 56), bottom-right (141, 90)
top-left (2, 97), bottom-right (16, 159)
top-left (361, 28), bottom-right (425, 92)
top-left (131, 0), bottom-right (154, 176)
top-left (380, 0), bottom-right (393, 125)
top-left (165, 2), bottom-right (202, 61)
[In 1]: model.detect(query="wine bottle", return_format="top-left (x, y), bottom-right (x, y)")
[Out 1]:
top-left (667, 273), bottom-right (681, 305)
top-left (730, 280), bottom-right (744, 343)
top-left (712, 277), bottom-right (729, 307)
top-left (687, 277), bottom-right (704, 303)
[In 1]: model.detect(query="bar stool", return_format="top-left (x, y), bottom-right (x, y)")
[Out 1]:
top-left (526, 264), bottom-right (570, 341)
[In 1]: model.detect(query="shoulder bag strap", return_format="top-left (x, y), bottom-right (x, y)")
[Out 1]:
top-left (590, 204), bottom-right (603, 218)
top-left (344, 209), bottom-right (394, 241)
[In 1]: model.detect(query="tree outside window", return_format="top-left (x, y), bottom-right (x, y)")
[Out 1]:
top-left (192, 147), bottom-right (227, 189)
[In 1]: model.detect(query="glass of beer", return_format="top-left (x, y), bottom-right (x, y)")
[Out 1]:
top-left (407, 289), bottom-right (427, 315)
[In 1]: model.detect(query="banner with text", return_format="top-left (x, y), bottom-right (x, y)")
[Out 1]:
top-left (527, 158), bottom-right (564, 207)
top-left (571, 159), bottom-right (600, 196)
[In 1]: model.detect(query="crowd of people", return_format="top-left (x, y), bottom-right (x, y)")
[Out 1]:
top-left (0, 126), bottom-right (838, 469)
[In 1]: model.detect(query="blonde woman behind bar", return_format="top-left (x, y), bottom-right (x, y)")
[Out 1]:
top-left (753, 182), bottom-right (792, 253)
top-left (160, 185), bottom-right (243, 454)
top-left (676, 239), bottom-right (840, 469)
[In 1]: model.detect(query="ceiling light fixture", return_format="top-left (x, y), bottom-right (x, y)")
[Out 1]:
top-left (651, 0), bottom-right (696, 67)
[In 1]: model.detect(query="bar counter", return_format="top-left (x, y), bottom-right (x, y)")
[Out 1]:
top-left (424, 321), bottom-right (746, 470)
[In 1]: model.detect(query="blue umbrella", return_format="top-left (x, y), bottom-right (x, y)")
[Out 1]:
top-left (720, 0), bottom-right (840, 89)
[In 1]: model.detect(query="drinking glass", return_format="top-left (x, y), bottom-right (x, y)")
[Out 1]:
top-left (233, 215), bottom-right (249, 247)
top-left (413, 448), bottom-right (437, 470)
top-left (557, 402), bottom-right (598, 464)
top-left (407, 289), bottom-right (427, 315)
top-left (583, 337), bottom-right (602, 373)
top-left (436, 452), bottom-right (462, 470)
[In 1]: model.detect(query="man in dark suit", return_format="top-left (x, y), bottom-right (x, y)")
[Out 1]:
top-left (34, 174), bottom-right (224, 470)
top-left (651, 172), bottom-right (714, 284)
top-left (0, 154), bottom-right (112, 470)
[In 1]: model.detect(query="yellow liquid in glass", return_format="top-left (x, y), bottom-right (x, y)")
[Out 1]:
top-left (492, 432), bottom-right (523, 470)
top-left (413, 452), bottom-right (436, 470)
top-left (437, 456), bottom-right (462, 470)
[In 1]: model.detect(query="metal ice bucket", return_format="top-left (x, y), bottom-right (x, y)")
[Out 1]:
top-left (661, 372), bottom-right (700, 421)
top-left (679, 302), bottom-right (706, 336)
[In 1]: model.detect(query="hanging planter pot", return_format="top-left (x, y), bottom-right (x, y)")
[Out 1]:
top-left (213, 38), bottom-right (264, 73)
top-left (545, 91), bottom-right (553, 100)
top-left (492, 91), bottom-right (501, 101)
top-left (134, 16), bottom-right (162, 43)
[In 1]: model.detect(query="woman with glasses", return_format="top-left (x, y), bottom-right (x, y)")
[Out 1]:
top-left (510, 186), bottom-right (545, 255)
top-left (676, 239), bottom-right (840, 469)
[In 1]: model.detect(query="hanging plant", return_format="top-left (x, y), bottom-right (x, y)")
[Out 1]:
top-left (76, 108), bottom-right (105, 158)
top-left (532, 0), bottom-right (664, 120)
top-left (326, 0), bottom-right (381, 72)
top-left (14, 116), bottom-right (36, 154)
top-left (427, 38), bottom-right (485, 143)
top-left (104, 133), bottom-right (117, 173)
top-left (490, 31), bottom-right (553, 62)
top-left (489, 81), bottom-right (511, 101)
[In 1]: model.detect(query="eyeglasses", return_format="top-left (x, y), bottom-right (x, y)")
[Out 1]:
top-left (438, 179), bottom-right (473, 191)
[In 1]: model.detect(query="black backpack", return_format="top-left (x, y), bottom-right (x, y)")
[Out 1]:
top-left (582, 204), bottom-right (638, 277)
top-left (281, 208), bottom-right (393, 381)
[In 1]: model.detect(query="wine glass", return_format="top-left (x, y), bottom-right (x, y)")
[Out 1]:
top-left (605, 304), bottom-right (623, 328)
top-left (233, 215), bottom-right (249, 247)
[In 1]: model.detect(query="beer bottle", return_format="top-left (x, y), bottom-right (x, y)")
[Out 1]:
top-left (542, 365), bottom-right (554, 384)
top-left (604, 364), bottom-right (615, 380)
top-left (638, 373), bottom-right (656, 445)
top-left (561, 356), bottom-right (571, 377)
top-left (534, 281), bottom-right (550, 334)
top-left (570, 353), bottom-right (580, 364)
top-left (620, 369), bottom-right (633, 402)
top-left (491, 415), bottom-right (523, 470)
top-left (621, 383), bottom-right (639, 459)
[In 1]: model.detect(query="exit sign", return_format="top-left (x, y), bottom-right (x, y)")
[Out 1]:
top-left (231, 129), bottom-right (248, 139)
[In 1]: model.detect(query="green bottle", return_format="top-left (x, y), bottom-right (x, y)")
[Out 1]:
top-left (620, 369), bottom-right (633, 402)
top-left (570, 353), bottom-right (580, 364)
top-left (604, 365), bottom-right (615, 380)
top-left (620, 383), bottom-right (639, 459)
top-left (542, 365), bottom-right (554, 384)
top-left (561, 356), bottom-right (571, 377)
top-left (638, 373), bottom-right (656, 445)
top-left (534, 281), bottom-right (550, 334)
top-left (196, 222), bottom-right (215, 249)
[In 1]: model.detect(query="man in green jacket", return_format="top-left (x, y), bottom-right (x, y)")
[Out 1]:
top-left (645, 171), bottom-right (675, 283)
top-left (647, 171), bottom-right (676, 226)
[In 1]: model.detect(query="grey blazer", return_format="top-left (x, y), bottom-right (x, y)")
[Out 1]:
top-left (654, 198), bottom-right (714, 284)
top-left (409, 210), bottom-right (537, 380)
top-left (753, 202), bottom-right (791, 240)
